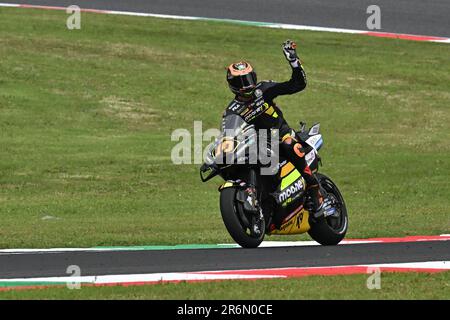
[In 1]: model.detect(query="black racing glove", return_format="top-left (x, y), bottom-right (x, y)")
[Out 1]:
top-left (282, 39), bottom-right (300, 67)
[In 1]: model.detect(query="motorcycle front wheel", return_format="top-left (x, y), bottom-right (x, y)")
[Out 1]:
top-left (220, 187), bottom-right (265, 248)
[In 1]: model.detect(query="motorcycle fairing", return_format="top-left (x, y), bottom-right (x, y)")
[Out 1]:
top-left (305, 133), bottom-right (323, 151)
top-left (272, 161), bottom-right (306, 208)
top-left (218, 180), bottom-right (247, 191)
top-left (269, 205), bottom-right (311, 235)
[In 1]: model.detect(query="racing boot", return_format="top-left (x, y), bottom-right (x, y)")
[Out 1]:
top-left (307, 183), bottom-right (325, 219)
top-left (308, 183), bottom-right (336, 218)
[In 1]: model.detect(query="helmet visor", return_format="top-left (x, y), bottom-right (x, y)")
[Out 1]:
top-left (228, 73), bottom-right (256, 92)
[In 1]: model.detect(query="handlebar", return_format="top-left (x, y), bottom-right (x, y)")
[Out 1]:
top-left (200, 163), bottom-right (218, 182)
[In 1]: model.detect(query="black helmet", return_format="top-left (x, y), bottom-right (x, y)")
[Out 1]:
top-left (226, 61), bottom-right (257, 97)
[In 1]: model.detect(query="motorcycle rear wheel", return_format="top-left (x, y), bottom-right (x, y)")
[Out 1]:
top-left (308, 173), bottom-right (348, 245)
top-left (220, 187), bottom-right (265, 248)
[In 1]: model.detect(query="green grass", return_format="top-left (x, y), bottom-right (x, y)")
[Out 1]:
top-left (1, 272), bottom-right (449, 299)
top-left (0, 8), bottom-right (449, 250)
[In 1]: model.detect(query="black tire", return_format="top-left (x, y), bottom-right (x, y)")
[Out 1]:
top-left (308, 173), bottom-right (348, 245)
top-left (220, 187), bottom-right (264, 248)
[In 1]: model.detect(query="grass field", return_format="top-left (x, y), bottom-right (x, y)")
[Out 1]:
top-left (0, 8), bottom-right (449, 299)
top-left (1, 272), bottom-right (449, 299)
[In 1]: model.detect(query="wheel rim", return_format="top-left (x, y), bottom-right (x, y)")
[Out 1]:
top-left (321, 180), bottom-right (347, 234)
top-left (233, 200), bottom-right (264, 239)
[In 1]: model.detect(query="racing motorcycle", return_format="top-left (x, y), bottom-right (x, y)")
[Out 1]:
top-left (200, 114), bottom-right (348, 248)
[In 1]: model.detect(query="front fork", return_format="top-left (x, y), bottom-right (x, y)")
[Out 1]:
top-left (237, 169), bottom-right (265, 236)
top-left (235, 168), bottom-right (259, 214)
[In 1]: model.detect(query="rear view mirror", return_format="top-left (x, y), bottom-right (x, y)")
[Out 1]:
top-left (308, 123), bottom-right (320, 136)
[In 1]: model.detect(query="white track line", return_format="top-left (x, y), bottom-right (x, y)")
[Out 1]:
top-left (238, 240), bottom-right (382, 247)
top-left (0, 2), bottom-right (17, 7)
top-left (0, 261), bottom-right (448, 286)
top-left (369, 261), bottom-right (449, 269)
top-left (0, 273), bottom-right (281, 285)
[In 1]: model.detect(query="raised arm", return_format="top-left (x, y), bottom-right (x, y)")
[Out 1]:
top-left (264, 40), bottom-right (307, 101)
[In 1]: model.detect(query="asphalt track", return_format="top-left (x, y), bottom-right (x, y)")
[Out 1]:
top-left (0, 241), bottom-right (449, 279)
top-left (7, 0), bottom-right (450, 37)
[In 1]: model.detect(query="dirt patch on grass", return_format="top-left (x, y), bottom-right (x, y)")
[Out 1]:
top-left (100, 96), bottom-right (159, 126)
top-left (58, 173), bottom-right (99, 180)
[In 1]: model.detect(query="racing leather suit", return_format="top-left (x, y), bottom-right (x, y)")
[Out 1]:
top-left (222, 62), bottom-right (321, 199)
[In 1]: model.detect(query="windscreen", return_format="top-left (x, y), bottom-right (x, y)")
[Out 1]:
top-left (221, 114), bottom-right (247, 135)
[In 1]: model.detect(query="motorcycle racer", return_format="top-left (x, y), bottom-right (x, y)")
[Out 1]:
top-left (223, 40), bottom-right (325, 217)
